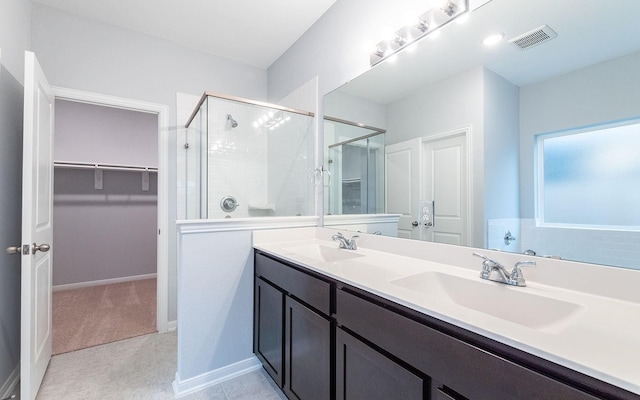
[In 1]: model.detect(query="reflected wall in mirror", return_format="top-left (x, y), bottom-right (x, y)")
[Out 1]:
top-left (323, 0), bottom-right (640, 270)
top-left (324, 117), bottom-right (385, 215)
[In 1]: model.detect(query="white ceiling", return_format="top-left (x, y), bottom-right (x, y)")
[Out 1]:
top-left (32, 0), bottom-right (337, 69)
top-left (338, 0), bottom-right (640, 104)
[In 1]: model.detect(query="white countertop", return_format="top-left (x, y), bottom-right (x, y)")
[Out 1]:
top-left (253, 227), bottom-right (640, 396)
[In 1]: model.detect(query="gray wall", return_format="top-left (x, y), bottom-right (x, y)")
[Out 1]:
top-left (55, 100), bottom-right (158, 166)
top-left (32, 3), bottom-right (269, 322)
top-left (519, 51), bottom-right (640, 218)
top-left (268, 0), bottom-right (413, 102)
top-left (54, 169), bottom-right (158, 285)
top-left (53, 100), bottom-right (158, 286)
top-left (483, 68), bottom-right (520, 224)
top-left (0, 0), bottom-right (31, 393)
top-left (386, 67), bottom-right (485, 246)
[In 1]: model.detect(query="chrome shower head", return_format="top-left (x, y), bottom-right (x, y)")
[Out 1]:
top-left (226, 114), bottom-right (238, 128)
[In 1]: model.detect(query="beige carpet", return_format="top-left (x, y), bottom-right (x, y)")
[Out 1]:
top-left (52, 278), bottom-right (157, 355)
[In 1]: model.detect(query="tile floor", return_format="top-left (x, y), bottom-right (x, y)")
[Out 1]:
top-left (35, 331), bottom-right (287, 399)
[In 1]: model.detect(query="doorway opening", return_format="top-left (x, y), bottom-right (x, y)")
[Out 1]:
top-left (50, 88), bottom-right (169, 354)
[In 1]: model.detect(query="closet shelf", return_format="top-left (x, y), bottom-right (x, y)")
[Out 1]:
top-left (54, 161), bottom-right (156, 191)
top-left (54, 161), bottom-right (158, 172)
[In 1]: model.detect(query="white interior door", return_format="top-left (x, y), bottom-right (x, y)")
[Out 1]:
top-left (21, 51), bottom-right (54, 400)
top-left (385, 139), bottom-right (420, 239)
top-left (422, 133), bottom-right (468, 245)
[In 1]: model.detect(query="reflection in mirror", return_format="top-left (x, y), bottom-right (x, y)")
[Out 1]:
top-left (322, 0), bottom-right (640, 270)
top-left (324, 117), bottom-right (385, 215)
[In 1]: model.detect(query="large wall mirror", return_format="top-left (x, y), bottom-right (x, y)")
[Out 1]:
top-left (323, 0), bottom-right (640, 270)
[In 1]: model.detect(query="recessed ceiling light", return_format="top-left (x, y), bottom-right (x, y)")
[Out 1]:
top-left (483, 32), bottom-right (504, 46)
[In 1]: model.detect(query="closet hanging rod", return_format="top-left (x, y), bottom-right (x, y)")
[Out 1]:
top-left (53, 161), bottom-right (158, 172)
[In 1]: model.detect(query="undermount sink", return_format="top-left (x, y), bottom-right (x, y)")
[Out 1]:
top-left (391, 271), bottom-right (585, 334)
top-left (282, 244), bottom-right (366, 263)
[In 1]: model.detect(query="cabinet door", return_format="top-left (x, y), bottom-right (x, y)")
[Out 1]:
top-left (254, 277), bottom-right (284, 387)
top-left (284, 296), bottom-right (332, 400)
top-left (336, 328), bottom-right (425, 400)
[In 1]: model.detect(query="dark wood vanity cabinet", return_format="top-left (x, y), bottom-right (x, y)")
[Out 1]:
top-left (285, 296), bottom-right (332, 400)
top-left (254, 250), bottom-right (637, 400)
top-left (336, 327), bottom-right (426, 400)
top-left (335, 287), bottom-right (634, 400)
top-left (254, 276), bottom-right (284, 386)
top-left (254, 251), bottom-right (333, 400)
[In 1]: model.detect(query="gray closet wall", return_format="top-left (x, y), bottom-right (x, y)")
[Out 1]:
top-left (53, 100), bottom-right (158, 286)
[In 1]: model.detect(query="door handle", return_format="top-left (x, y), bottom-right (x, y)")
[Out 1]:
top-left (411, 221), bottom-right (419, 227)
top-left (5, 245), bottom-right (21, 255)
top-left (32, 243), bottom-right (51, 253)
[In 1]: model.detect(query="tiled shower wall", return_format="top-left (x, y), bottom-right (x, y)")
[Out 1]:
top-left (207, 99), bottom-right (268, 219)
top-left (488, 218), bottom-right (640, 270)
top-left (177, 94), bottom-right (314, 220)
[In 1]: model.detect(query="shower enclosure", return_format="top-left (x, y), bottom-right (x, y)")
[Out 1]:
top-left (324, 117), bottom-right (385, 215)
top-left (179, 92), bottom-right (315, 219)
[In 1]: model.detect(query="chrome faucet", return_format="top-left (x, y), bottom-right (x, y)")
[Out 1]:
top-left (331, 232), bottom-right (359, 250)
top-left (472, 253), bottom-right (536, 287)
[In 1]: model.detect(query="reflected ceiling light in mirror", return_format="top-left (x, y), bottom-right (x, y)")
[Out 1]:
top-left (370, 0), bottom-right (468, 66)
top-left (253, 111), bottom-right (291, 131)
top-left (483, 32), bottom-right (504, 46)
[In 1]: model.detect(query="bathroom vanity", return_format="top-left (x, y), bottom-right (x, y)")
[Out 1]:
top-left (253, 228), bottom-right (640, 400)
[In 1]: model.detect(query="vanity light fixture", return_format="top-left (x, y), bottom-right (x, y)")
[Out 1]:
top-left (369, 0), bottom-right (468, 66)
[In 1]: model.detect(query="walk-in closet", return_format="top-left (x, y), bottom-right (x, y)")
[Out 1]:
top-left (52, 99), bottom-right (158, 354)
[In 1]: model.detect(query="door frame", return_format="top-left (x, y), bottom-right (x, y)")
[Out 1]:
top-left (51, 86), bottom-right (170, 333)
top-left (420, 126), bottom-right (473, 246)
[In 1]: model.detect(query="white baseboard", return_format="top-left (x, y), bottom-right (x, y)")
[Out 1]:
top-left (0, 363), bottom-right (19, 399)
top-left (172, 357), bottom-right (261, 398)
top-left (52, 273), bottom-right (157, 292)
top-left (167, 320), bottom-right (177, 331)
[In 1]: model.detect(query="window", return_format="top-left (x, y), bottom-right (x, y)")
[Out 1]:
top-left (537, 120), bottom-right (640, 230)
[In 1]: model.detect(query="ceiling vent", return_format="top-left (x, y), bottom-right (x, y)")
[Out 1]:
top-left (508, 25), bottom-right (558, 50)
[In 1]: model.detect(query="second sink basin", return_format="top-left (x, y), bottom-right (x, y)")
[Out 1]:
top-left (282, 244), bottom-right (366, 263)
top-left (391, 271), bottom-right (585, 334)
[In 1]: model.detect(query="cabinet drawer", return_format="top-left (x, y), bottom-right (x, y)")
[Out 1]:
top-left (255, 252), bottom-right (332, 315)
top-left (336, 288), bottom-right (600, 400)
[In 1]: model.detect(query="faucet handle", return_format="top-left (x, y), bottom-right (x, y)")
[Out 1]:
top-left (347, 235), bottom-right (359, 250)
top-left (509, 261), bottom-right (536, 287)
top-left (473, 252), bottom-right (498, 278)
top-left (472, 252), bottom-right (488, 260)
top-left (515, 260), bottom-right (536, 269)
